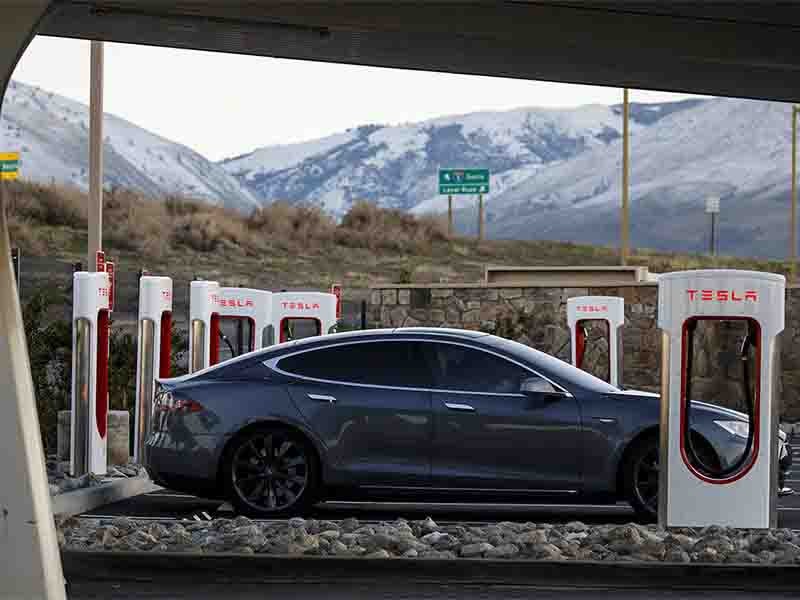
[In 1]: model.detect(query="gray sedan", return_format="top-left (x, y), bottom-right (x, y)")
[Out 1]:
top-left (145, 328), bottom-right (790, 519)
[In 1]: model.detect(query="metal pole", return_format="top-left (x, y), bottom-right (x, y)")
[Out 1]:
top-left (88, 41), bottom-right (104, 272)
top-left (477, 193), bottom-right (484, 241)
top-left (361, 299), bottom-right (367, 330)
top-left (448, 195), bottom-right (453, 236)
top-left (710, 213), bottom-right (717, 256)
top-left (792, 105), bottom-right (798, 282)
top-left (621, 87), bottom-right (630, 265)
top-left (11, 246), bottom-right (19, 295)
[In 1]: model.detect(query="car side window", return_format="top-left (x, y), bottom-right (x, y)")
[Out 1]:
top-left (423, 342), bottom-right (534, 394)
top-left (276, 341), bottom-right (431, 388)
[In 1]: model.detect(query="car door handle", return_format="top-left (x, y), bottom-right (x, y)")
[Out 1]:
top-left (444, 402), bottom-right (476, 412)
top-left (308, 393), bottom-right (337, 404)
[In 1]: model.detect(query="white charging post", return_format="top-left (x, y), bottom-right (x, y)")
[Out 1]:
top-left (189, 281), bottom-right (276, 372)
top-left (70, 271), bottom-right (111, 476)
top-left (188, 280), bottom-right (221, 373)
top-left (658, 270), bottom-right (785, 529)
top-left (567, 296), bottom-right (625, 387)
top-left (134, 276), bottom-right (173, 463)
top-left (273, 291), bottom-right (338, 343)
top-left (217, 287), bottom-right (274, 356)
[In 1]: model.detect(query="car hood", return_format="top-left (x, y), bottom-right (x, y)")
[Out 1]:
top-left (609, 390), bottom-right (749, 422)
top-left (690, 400), bottom-right (748, 422)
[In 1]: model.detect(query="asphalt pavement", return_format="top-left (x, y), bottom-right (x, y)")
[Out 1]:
top-left (67, 581), bottom-right (800, 600)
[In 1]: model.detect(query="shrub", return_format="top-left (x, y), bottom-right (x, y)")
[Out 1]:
top-left (22, 287), bottom-right (72, 454)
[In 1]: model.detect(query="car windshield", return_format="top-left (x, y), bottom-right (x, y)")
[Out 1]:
top-left (486, 335), bottom-right (620, 394)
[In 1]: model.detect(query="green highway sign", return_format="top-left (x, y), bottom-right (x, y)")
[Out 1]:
top-left (439, 168), bottom-right (490, 195)
top-left (1, 152), bottom-right (20, 181)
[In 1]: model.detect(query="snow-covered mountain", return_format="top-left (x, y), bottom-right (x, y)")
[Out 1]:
top-left (480, 97), bottom-right (793, 258)
top-left (222, 100), bottom-right (702, 217)
top-left (0, 81), bottom-right (256, 210)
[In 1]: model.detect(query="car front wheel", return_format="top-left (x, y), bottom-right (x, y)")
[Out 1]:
top-left (623, 435), bottom-right (660, 521)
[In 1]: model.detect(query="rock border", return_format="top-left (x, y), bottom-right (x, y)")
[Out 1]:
top-left (58, 516), bottom-right (800, 566)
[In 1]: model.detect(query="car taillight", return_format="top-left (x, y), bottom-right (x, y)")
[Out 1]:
top-left (155, 396), bottom-right (204, 414)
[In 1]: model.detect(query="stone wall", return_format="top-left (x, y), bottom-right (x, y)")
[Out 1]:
top-left (368, 284), bottom-right (800, 421)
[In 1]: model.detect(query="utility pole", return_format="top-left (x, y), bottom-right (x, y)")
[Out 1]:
top-left (477, 193), bottom-right (484, 241)
top-left (88, 41), bottom-right (104, 272)
top-left (447, 195), bottom-right (453, 236)
top-left (792, 105), bottom-right (799, 282)
top-left (621, 87), bottom-right (630, 265)
top-left (706, 196), bottom-right (720, 256)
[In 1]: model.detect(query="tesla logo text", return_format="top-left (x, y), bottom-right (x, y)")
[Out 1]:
top-left (211, 295), bottom-right (254, 308)
top-left (282, 302), bottom-right (321, 311)
top-left (687, 289), bottom-right (758, 302)
top-left (576, 305), bottom-right (609, 313)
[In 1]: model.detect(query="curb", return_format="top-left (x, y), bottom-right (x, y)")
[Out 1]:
top-left (51, 475), bottom-right (161, 518)
top-left (61, 551), bottom-right (800, 591)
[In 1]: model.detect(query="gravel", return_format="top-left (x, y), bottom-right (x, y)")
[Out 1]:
top-left (55, 516), bottom-right (800, 565)
top-left (46, 457), bottom-right (145, 496)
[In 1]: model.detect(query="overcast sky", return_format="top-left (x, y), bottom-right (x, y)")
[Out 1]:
top-left (10, 36), bottom-right (704, 162)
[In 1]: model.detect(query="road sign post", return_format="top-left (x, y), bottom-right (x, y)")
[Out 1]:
top-left (478, 194), bottom-right (484, 241)
top-left (11, 246), bottom-right (19, 294)
top-left (448, 195), bottom-right (453, 236)
top-left (439, 169), bottom-right (490, 241)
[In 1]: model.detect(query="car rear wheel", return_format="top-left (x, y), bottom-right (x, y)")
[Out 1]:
top-left (223, 426), bottom-right (318, 518)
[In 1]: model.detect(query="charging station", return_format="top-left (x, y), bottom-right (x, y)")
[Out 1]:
top-left (188, 280), bottom-right (221, 373)
top-left (273, 291), bottom-right (338, 343)
top-left (215, 286), bottom-right (274, 362)
top-left (189, 281), bottom-right (275, 372)
top-left (70, 271), bottom-right (111, 476)
top-left (567, 296), bottom-right (624, 387)
top-left (658, 270), bottom-right (785, 529)
top-left (134, 276), bottom-right (172, 463)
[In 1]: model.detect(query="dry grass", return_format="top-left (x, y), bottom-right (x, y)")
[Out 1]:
top-left (338, 201), bottom-right (449, 252)
top-left (2, 180), bottom-right (793, 293)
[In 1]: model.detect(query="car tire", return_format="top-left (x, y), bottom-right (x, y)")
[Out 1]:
top-left (223, 425), bottom-right (319, 518)
top-left (622, 434), bottom-right (660, 522)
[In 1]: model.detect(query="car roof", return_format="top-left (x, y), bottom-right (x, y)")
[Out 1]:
top-left (281, 327), bottom-right (488, 352)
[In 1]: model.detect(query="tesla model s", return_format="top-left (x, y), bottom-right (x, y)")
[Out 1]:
top-left (145, 328), bottom-right (791, 519)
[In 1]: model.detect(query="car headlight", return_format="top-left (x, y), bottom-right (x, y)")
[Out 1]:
top-left (714, 420), bottom-right (750, 439)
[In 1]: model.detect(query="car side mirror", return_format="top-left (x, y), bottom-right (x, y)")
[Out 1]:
top-left (521, 377), bottom-right (558, 395)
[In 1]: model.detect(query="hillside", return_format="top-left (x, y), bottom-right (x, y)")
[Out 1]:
top-left (6, 181), bottom-right (791, 328)
top-left (0, 81), bottom-right (256, 210)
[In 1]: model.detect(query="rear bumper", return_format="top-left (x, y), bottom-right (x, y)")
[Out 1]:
top-left (145, 433), bottom-right (224, 499)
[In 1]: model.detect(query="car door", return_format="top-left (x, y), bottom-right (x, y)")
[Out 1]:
top-left (423, 341), bottom-right (582, 495)
top-left (274, 340), bottom-right (433, 488)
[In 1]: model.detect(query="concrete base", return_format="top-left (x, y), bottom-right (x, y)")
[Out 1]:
top-left (57, 410), bottom-right (130, 467)
top-left (51, 474), bottom-right (160, 519)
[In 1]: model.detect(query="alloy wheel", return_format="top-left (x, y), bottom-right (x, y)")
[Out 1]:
top-left (231, 431), bottom-right (309, 513)
top-left (633, 446), bottom-right (660, 517)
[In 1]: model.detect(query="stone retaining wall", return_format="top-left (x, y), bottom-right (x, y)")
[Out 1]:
top-left (368, 284), bottom-right (800, 420)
